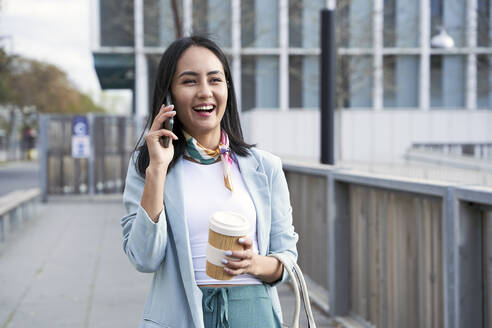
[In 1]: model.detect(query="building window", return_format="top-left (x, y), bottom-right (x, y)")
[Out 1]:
top-left (431, 0), bottom-right (443, 37)
top-left (101, 0), bottom-right (134, 47)
top-left (384, 0), bottom-right (419, 47)
top-left (289, 56), bottom-right (319, 108)
top-left (192, 0), bottom-right (231, 47)
top-left (383, 0), bottom-right (396, 47)
top-left (343, 56), bottom-right (373, 108)
top-left (147, 54), bottom-right (161, 103)
top-left (347, 0), bottom-right (373, 48)
top-left (384, 55), bottom-right (419, 108)
top-left (431, 0), bottom-right (466, 47)
top-left (477, 55), bottom-right (492, 109)
top-left (241, 56), bottom-right (279, 111)
top-left (477, 0), bottom-right (491, 47)
top-left (144, 0), bottom-right (182, 47)
top-left (288, 0), bottom-right (324, 48)
top-left (431, 55), bottom-right (466, 108)
top-left (337, 1), bottom-right (350, 48)
top-left (241, 0), bottom-right (279, 48)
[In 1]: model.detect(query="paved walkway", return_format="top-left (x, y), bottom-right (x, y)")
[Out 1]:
top-left (0, 195), bottom-right (336, 328)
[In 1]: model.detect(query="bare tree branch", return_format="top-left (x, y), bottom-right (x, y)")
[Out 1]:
top-left (171, 0), bottom-right (182, 39)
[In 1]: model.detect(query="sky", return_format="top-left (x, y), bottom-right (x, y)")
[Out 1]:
top-left (1, 0), bottom-right (131, 113)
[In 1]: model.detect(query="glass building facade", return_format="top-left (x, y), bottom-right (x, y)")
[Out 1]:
top-left (96, 0), bottom-right (492, 113)
top-left (338, 0), bottom-right (492, 110)
top-left (139, 0), bottom-right (325, 112)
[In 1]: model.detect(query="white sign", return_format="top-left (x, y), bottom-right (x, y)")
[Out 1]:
top-left (72, 135), bottom-right (90, 158)
top-left (71, 116), bottom-right (90, 158)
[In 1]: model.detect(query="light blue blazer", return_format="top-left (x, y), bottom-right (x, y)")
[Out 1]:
top-left (121, 148), bottom-right (298, 328)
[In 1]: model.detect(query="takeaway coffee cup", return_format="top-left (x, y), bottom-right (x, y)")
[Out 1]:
top-left (206, 211), bottom-right (250, 280)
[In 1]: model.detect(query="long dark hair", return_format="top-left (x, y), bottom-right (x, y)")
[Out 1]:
top-left (133, 35), bottom-right (254, 177)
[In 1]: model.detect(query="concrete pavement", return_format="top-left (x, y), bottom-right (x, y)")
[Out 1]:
top-left (0, 195), bottom-right (335, 328)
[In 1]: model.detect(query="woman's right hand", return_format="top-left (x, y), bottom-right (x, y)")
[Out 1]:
top-left (145, 104), bottom-right (178, 169)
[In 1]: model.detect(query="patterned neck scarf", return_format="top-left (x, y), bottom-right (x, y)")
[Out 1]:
top-left (182, 129), bottom-right (234, 192)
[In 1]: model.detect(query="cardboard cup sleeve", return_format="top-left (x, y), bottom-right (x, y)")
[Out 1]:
top-left (206, 211), bottom-right (250, 280)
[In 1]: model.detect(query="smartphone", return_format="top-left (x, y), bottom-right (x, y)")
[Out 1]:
top-left (162, 94), bottom-right (174, 148)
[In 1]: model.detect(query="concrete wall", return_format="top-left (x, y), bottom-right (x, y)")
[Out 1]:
top-left (241, 109), bottom-right (321, 161)
top-left (241, 109), bottom-right (492, 163)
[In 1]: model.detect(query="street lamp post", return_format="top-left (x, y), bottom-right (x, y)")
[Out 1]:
top-left (320, 5), bottom-right (336, 165)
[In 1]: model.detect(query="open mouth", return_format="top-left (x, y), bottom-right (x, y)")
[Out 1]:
top-left (192, 105), bottom-right (215, 114)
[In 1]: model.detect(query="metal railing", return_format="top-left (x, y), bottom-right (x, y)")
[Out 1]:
top-left (405, 148), bottom-right (492, 172)
top-left (38, 114), bottom-right (145, 201)
top-left (283, 160), bottom-right (492, 328)
top-left (411, 142), bottom-right (492, 160)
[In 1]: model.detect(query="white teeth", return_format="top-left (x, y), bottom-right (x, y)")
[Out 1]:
top-left (193, 105), bottom-right (214, 111)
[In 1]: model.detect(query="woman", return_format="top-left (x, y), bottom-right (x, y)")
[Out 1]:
top-left (121, 35), bottom-right (298, 328)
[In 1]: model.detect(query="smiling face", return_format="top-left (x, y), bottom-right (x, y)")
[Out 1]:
top-left (171, 46), bottom-right (228, 146)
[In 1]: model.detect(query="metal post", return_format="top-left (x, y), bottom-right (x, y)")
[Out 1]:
top-left (88, 113), bottom-right (95, 196)
top-left (327, 173), bottom-right (350, 316)
top-left (279, 0), bottom-right (288, 111)
top-left (419, 0), bottom-right (430, 110)
top-left (373, 0), bottom-right (383, 110)
top-left (320, 8), bottom-right (336, 165)
top-left (443, 188), bottom-right (459, 328)
top-left (134, 0), bottom-right (149, 117)
top-left (231, 0), bottom-right (242, 111)
top-left (466, 0), bottom-right (477, 110)
top-left (39, 115), bottom-right (49, 202)
top-left (90, 0), bottom-right (100, 50)
top-left (119, 117), bottom-right (127, 193)
top-left (0, 215), bottom-right (5, 243)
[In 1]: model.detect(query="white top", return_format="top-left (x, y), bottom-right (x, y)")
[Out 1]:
top-left (182, 159), bottom-right (262, 285)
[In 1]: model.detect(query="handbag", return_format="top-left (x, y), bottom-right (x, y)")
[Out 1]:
top-left (268, 254), bottom-right (317, 328)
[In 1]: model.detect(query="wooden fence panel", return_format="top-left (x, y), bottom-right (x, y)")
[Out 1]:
top-left (286, 172), bottom-right (304, 268)
top-left (485, 211), bottom-right (492, 328)
top-left (417, 198), bottom-right (435, 328)
top-left (367, 189), bottom-right (381, 326)
top-left (377, 190), bottom-right (388, 328)
top-left (349, 185), bottom-right (361, 318)
top-left (432, 199), bottom-right (443, 328)
top-left (459, 202), bottom-right (484, 328)
top-left (349, 186), bottom-right (443, 328)
top-left (285, 171), bottom-right (328, 290)
top-left (282, 165), bottom-right (491, 328)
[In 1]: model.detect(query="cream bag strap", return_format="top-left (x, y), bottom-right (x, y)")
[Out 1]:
top-left (268, 254), bottom-right (317, 328)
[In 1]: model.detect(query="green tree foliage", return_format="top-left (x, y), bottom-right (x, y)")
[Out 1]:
top-left (0, 49), bottom-right (104, 114)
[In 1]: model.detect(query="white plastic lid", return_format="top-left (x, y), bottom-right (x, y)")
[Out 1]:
top-left (209, 211), bottom-right (250, 236)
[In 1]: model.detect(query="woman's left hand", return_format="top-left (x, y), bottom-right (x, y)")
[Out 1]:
top-left (223, 237), bottom-right (258, 276)
top-left (223, 237), bottom-right (284, 283)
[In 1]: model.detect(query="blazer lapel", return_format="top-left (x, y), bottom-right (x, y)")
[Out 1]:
top-left (236, 153), bottom-right (271, 255)
top-left (163, 159), bottom-right (202, 327)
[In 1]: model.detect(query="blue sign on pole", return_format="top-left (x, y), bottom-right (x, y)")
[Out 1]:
top-left (72, 116), bottom-right (90, 158)
top-left (72, 116), bottom-right (89, 136)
